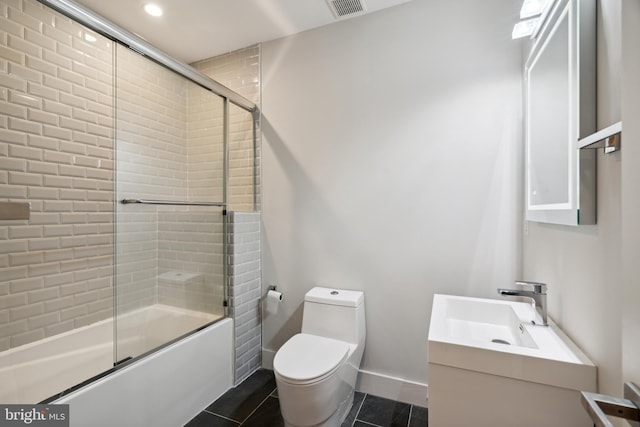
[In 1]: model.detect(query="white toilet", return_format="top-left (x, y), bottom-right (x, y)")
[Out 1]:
top-left (273, 287), bottom-right (366, 427)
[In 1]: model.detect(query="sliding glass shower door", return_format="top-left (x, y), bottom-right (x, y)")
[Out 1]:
top-left (114, 45), bottom-right (228, 362)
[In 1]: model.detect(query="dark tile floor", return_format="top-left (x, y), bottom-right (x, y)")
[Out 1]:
top-left (184, 369), bottom-right (428, 427)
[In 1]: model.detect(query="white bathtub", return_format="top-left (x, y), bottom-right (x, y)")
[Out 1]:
top-left (0, 305), bottom-right (233, 427)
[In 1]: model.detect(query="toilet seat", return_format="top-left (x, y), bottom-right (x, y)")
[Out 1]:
top-left (274, 333), bottom-right (349, 385)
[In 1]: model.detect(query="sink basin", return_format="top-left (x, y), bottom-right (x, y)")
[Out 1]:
top-left (428, 294), bottom-right (595, 389)
top-left (428, 294), bottom-right (597, 427)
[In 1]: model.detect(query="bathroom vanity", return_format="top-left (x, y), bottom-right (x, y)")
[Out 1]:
top-left (427, 294), bottom-right (597, 427)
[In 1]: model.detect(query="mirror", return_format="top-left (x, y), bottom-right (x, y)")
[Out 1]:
top-left (525, 0), bottom-right (596, 225)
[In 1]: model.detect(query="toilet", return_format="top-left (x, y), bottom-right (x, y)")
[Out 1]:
top-left (273, 287), bottom-right (366, 427)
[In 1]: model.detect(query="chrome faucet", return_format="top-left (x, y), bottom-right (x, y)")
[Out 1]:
top-left (497, 281), bottom-right (548, 326)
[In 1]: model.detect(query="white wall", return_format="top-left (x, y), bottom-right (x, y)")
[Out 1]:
top-left (522, 0), bottom-right (624, 400)
top-left (261, 0), bottom-right (523, 398)
top-left (621, 0), bottom-right (640, 393)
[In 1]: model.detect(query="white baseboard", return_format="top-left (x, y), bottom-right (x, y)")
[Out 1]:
top-left (357, 369), bottom-right (428, 407)
top-left (262, 348), bottom-right (428, 407)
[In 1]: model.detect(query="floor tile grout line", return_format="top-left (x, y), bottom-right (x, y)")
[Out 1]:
top-left (202, 409), bottom-right (241, 425)
top-left (237, 389), bottom-right (278, 426)
top-left (407, 405), bottom-right (413, 427)
top-left (354, 420), bottom-right (383, 427)
top-left (350, 393), bottom-right (368, 427)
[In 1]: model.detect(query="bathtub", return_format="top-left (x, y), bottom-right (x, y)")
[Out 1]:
top-left (0, 305), bottom-right (233, 427)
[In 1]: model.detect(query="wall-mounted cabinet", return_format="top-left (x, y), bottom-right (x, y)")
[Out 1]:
top-left (525, 0), bottom-right (596, 226)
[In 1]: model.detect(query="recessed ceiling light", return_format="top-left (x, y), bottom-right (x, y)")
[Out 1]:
top-left (144, 4), bottom-right (163, 17)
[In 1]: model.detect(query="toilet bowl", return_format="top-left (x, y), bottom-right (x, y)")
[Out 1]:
top-left (274, 287), bottom-right (366, 427)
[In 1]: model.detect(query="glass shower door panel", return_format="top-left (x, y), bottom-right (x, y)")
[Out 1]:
top-left (115, 45), bottom-right (225, 362)
top-left (0, 1), bottom-right (115, 403)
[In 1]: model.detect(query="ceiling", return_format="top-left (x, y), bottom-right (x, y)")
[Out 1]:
top-left (72, 0), bottom-right (415, 64)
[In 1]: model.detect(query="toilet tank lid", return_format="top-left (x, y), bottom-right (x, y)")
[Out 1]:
top-left (305, 287), bottom-right (364, 307)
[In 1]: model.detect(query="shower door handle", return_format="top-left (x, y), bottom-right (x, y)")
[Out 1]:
top-left (120, 199), bottom-right (225, 207)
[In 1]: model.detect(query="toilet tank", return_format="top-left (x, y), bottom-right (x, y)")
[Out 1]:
top-left (302, 287), bottom-right (365, 345)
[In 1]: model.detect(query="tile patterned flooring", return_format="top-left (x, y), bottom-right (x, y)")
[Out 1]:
top-left (185, 369), bottom-right (428, 427)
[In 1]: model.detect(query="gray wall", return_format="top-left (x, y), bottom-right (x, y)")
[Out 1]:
top-left (260, 0), bottom-right (523, 399)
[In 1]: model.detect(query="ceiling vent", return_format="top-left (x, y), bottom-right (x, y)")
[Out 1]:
top-left (326, 0), bottom-right (367, 19)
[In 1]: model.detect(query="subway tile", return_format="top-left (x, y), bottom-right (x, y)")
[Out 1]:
top-left (43, 150), bottom-right (73, 164)
top-left (9, 225), bottom-right (42, 239)
top-left (8, 5), bottom-right (42, 32)
top-left (44, 295), bottom-right (74, 313)
top-left (8, 116), bottom-right (42, 135)
top-left (52, 15), bottom-right (83, 39)
top-left (25, 54), bottom-right (56, 76)
top-left (7, 34), bottom-right (41, 59)
top-left (28, 108), bottom-right (59, 126)
top-left (42, 124), bottom-right (72, 140)
top-left (42, 49), bottom-right (71, 70)
top-left (27, 82), bottom-right (58, 101)
top-left (26, 163), bottom-right (56, 180)
top-left (8, 171), bottom-right (42, 186)
top-left (0, 294), bottom-right (28, 311)
top-left (60, 305), bottom-right (88, 322)
top-left (0, 14), bottom-right (23, 38)
top-left (0, 184), bottom-right (27, 198)
top-left (59, 116), bottom-right (86, 132)
top-left (42, 23), bottom-right (73, 46)
top-left (56, 42), bottom-right (84, 67)
top-left (44, 320), bottom-right (73, 338)
top-left (8, 62), bottom-right (42, 83)
top-left (10, 302), bottom-right (44, 322)
top-left (9, 90), bottom-right (42, 109)
top-left (28, 312), bottom-right (59, 330)
top-left (0, 156), bottom-right (26, 171)
top-left (57, 67), bottom-right (84, 86)
top-left (43, 272), bottom-right (73, 288)
top-left (0, 128), bottom-right (28, 145)
top-left (42, 175), bottom-right (72, 188)
top-left (43, 74), bottom-right (72, 93)
top-left (9, 143), bottom-right (42, 160)
top-left (29, 212), bottom-right (61, 225)
top-left (11, 328), bottom-right (44, 348)
top-left (59, 140), bottom-right (86, 155)
top-left (59, 91), bottom-right (86, 109)
top-left (28, 237), bottom-right (59, 251)
top-left (43, 225), bottom-right (73, 237)
top-left (59, 189), bottom-right (87, 201)
top-left (9, 277), bottom-right (43, 293)
top-left (9, 251), bottom-right (43, 266)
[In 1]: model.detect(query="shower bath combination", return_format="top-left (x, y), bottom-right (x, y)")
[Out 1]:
top-left (0, 0), bottom-right (260, 424)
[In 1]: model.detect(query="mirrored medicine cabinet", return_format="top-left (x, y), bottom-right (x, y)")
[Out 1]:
top-left (525, 0), bottom-right (596, 226)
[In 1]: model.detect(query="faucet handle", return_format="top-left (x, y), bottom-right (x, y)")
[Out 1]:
top-left (515, 281), bottom-right (547, 294)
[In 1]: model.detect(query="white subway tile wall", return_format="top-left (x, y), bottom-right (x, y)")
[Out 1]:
top-left (192, 46), bottom-right (261, 212)
top-left (227, 212), bottom-right (261, 384)
top-left (0, 0), bottom-right (114, 351)
top-left (1, 0), bottom-right (260, 372)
